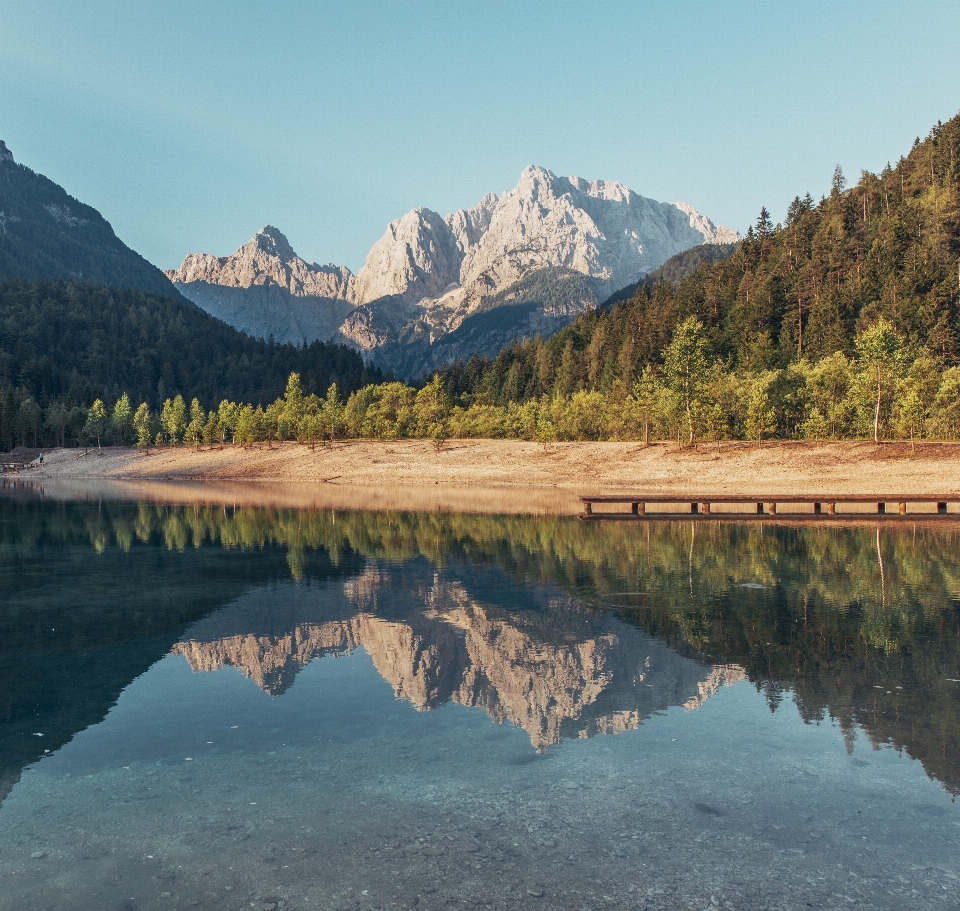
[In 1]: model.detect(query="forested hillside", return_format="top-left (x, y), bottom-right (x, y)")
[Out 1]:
top-left (601, 242), bottom-right (739, 309)
top-left (0, 281), bottom-right (380, 450)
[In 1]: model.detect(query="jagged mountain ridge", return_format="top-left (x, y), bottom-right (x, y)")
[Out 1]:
top-left (170, 166), bottom-right (739, 374)
top-left (167, 225), bottom-right (356, 344)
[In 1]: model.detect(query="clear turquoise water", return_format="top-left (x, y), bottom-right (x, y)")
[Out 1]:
top-left (1, 498), bottom-right (958, 911)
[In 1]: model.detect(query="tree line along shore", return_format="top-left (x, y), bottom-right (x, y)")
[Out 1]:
top-left (4, 312), bottom-right (959, 452)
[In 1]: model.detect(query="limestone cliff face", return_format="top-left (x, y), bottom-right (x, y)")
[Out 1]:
top-left (165, 226), bottom-right (357, 344)
top-left (354, 208), bottom-right (463, 305)
top-left (445, 192), bottom-right (498, 257)
top-left (456, 166), bottom-right (738, 299)
top-left (167, 226), bottom-right (357, 300)
top-left (174, 569), bottom-right (741, 750)
top-left (352, 166), bottom-right (738, 308)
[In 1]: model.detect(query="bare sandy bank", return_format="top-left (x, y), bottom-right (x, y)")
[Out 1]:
top-left (6, 439), bottom-right (957, 515)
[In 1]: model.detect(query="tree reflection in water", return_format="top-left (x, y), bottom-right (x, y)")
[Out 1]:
top-left (2, 496), bottom-right (958, 798)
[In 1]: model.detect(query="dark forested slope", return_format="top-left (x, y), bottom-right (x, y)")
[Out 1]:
top-left (0, 140), bottom-right (381, 438)
top-left (601, 242), bottom-right (739, 310)
top-left (0, 280), bottom-right (380, 408)
top-left (0, 141), bottom-right (180, 298)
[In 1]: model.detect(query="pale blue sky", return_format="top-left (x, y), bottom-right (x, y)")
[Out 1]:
top-left (2, 1), bottom-right (959, 273)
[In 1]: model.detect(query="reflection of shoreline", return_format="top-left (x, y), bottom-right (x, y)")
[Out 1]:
top-left (4, 477), bottom-right (580, 517)
top-left (174, 569), bottom-right (740, 750)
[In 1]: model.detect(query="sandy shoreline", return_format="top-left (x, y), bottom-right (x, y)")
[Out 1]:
top-left (4, 439), bottom-right (958, 514)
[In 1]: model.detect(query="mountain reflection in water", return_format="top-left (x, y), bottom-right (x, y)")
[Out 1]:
top-left (172, 566), bottom-right (745, 750)
top-left (1, 495), bottom-right (959, 804)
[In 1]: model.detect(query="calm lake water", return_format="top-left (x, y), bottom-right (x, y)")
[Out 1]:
top-left (1, 491), bottom-right (959, 911)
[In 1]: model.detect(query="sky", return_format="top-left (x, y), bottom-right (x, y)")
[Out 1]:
top-left (2, 1), bottom-right (960, 273)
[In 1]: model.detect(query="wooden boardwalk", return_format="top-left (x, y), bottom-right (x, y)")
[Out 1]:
top-left (579, 494), bottom-right (960, 520)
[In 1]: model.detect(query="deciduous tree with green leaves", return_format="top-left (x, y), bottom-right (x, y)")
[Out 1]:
top-left (745, 378), bottom-right (777, 447)
top-left (662, 317), bottom-right (710, 445)
top-left (84, 399), bottom-right (107, 449)
top-left (855, 319), bottom-right (905, 443)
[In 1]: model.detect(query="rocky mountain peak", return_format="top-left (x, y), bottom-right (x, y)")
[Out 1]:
top-left (450, 164), bottom-right (740, 296)
top-left (355, 206), bottom-right (463, 304)
top-left (248, 224), bottom-right (296, 261)
top-left (0, 141), bottom-right (14, 165)
top-left (171, 166), bottom-right (738, 371)
top-left (165, 226), bottom-right (358, 345)
top-left (166, 227), bottom-right (356, 301)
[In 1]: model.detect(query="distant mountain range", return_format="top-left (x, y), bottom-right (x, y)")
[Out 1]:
top-left (168, 166), bottom-right (739, 376)
top-left (0, 136), bottom-right (738, 380)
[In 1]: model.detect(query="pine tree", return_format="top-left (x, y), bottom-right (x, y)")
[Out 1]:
top-left (161, 395), bottom-right (187, 445)
top-left (322, 383), bottom-right (345, 442)
top-left (111, 393), bottom-right (133, 445)
top-left (186, 398), bottom-right (205, 448)
top-left (280, 372), bottom-right (305, 440)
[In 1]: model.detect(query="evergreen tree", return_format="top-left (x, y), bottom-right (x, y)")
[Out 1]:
top-left (322, 383), bottom-right (345, 442)
top-left (111, 393), bottom-right (133, 445)
top-left (217, 400), bottom-right (239, 444)
top-left (632, 365), bottom-right (659, 445)
top-left (133, 402), bottom-right (152, 450)
top-left (280, 372), bottom-right (305, 440)
top-left (161, 395), bottom-right (187, 445)
top-left (186, 398), bottom-right (205, 448)
top-left (45, 401), bottom-right (70, 448)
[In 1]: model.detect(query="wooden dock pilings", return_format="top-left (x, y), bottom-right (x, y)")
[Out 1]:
top-left (0, 461), bottom-right (36, 475)
top-left (579, 494), bottom-right (960, 520)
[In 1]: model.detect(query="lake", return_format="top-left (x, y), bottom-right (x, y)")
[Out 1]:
top-left (1, 489), bottom-right (958, 911)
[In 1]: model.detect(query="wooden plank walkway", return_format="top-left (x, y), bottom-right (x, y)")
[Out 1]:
top-left (580, 494), bottom-right (960, 519)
